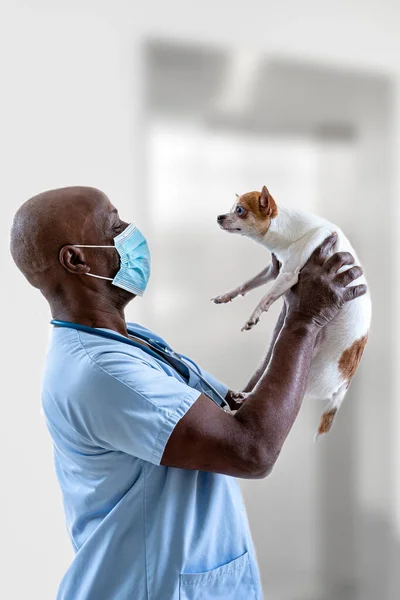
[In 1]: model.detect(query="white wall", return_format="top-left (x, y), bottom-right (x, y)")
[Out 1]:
top-left (2, 1), bottom-right (400, 598)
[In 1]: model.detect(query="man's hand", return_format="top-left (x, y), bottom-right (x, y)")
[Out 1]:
top-left (284, 232), bottom-right (367, 329)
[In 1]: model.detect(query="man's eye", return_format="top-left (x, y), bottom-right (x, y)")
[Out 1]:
top-left (236, 206), bottom-right (245, 216)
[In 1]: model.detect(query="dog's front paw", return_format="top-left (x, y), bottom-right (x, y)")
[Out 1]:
top-left (211, 291), bottom-right (238, 304)
top-left (241, 317), bottom-right (259, 332)
top-left (230, 391), bottom-right (249, 404)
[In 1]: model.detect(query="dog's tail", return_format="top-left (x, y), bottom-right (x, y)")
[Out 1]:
top-left (314, 383), bottom-right (349, 442)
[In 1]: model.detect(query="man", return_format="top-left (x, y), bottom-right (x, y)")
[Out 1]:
top-left (10, 186), bottom-right (366, 600)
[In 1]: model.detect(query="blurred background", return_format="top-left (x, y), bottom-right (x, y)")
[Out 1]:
top-left (1, 1), bottom-right (399, 599)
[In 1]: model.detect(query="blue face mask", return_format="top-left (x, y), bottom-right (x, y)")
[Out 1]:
top-left (73, 223), bottom-right (151, 296)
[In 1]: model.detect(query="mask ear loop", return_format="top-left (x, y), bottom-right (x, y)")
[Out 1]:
top-left (72, 244), bottom-right (117, 281)
top-left (85, 273), bottom-right (114, 281)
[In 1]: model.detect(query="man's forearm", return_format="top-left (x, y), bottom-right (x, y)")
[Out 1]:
top-left (241, 302), bottom-right (287, 393)
top-left (234, 314), bottom-right (319, 471)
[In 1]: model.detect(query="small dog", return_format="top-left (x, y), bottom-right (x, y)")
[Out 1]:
top-left (212, 186), bottom-right (372, 438)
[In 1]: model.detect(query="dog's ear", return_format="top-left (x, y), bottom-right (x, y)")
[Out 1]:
top-left (259, 186), bottom-right (270, 210)
top-left (259, 186), bottom-right (278, 218)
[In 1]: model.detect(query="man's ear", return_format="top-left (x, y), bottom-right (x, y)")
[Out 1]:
top-left (259, 185), bottom-right (277, 218)
top-left (59, 245), bottom-right (91, 275)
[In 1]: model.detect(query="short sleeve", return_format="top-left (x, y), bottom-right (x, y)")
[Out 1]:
top-left (76, 350), bottom-right (202, 466)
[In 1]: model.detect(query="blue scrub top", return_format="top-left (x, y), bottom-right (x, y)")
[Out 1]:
top-left (42, 322), bottom-right (263, 600)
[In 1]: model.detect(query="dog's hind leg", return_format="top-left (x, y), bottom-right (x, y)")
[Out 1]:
top-left (314, 382), bottom-right (349, 441)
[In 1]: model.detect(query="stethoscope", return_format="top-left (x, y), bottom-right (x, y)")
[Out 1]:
top-left (50, 319), bottom-right (231, 411)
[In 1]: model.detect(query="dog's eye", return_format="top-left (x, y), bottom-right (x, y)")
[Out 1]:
top-left (236, 206), bottom-right (245, 216)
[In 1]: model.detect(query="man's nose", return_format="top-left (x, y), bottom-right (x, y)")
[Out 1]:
top-left (217, 214), bottom-right (226, 223)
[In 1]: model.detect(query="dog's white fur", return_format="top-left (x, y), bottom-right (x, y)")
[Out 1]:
top-left (213, 192), bottom-right (372, 438)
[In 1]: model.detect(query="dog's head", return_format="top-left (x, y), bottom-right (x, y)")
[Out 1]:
top-left (217, 186), bottom-right (278, 238)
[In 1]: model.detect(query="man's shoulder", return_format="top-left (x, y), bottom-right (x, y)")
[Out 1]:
top-left (45, 326), bottom-right (156, 386)
top-left (42, 328), bottom-right (160, 415)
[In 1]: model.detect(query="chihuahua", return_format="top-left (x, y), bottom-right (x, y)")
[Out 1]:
top-left (212, 186), bottom-right (372, 437)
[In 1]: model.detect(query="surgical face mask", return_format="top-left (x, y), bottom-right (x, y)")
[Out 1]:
top-left (73, 223), bottom-right (151, 296)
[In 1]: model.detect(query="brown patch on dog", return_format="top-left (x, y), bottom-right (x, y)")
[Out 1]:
top-left (239, 188), bottom-right (278, 236)
top-left (317, 335), bottom-right (368, 437)
top-left (338, 333), bottom-right (369, 384)
top-left (318, 408), bottom-right (338, 435)
top-left (240, 189), bottom-right (278, 218)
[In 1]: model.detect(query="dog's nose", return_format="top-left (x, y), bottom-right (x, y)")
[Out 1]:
top-left (217, 215), bottom-right (225, 223)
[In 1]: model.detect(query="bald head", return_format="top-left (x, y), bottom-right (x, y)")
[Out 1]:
top-left (10, 186), bottom-right (111, 289)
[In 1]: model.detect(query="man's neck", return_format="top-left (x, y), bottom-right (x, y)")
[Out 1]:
top-left (47, 279), bottom-right (136, 337)
top-left (51, 300), bottom-right (129, 338)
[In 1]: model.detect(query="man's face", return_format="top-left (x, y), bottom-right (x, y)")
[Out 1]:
top-left (66, 194), bottom-right (130, 281)
top-left (98, 200), bottom-right (130, 278)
